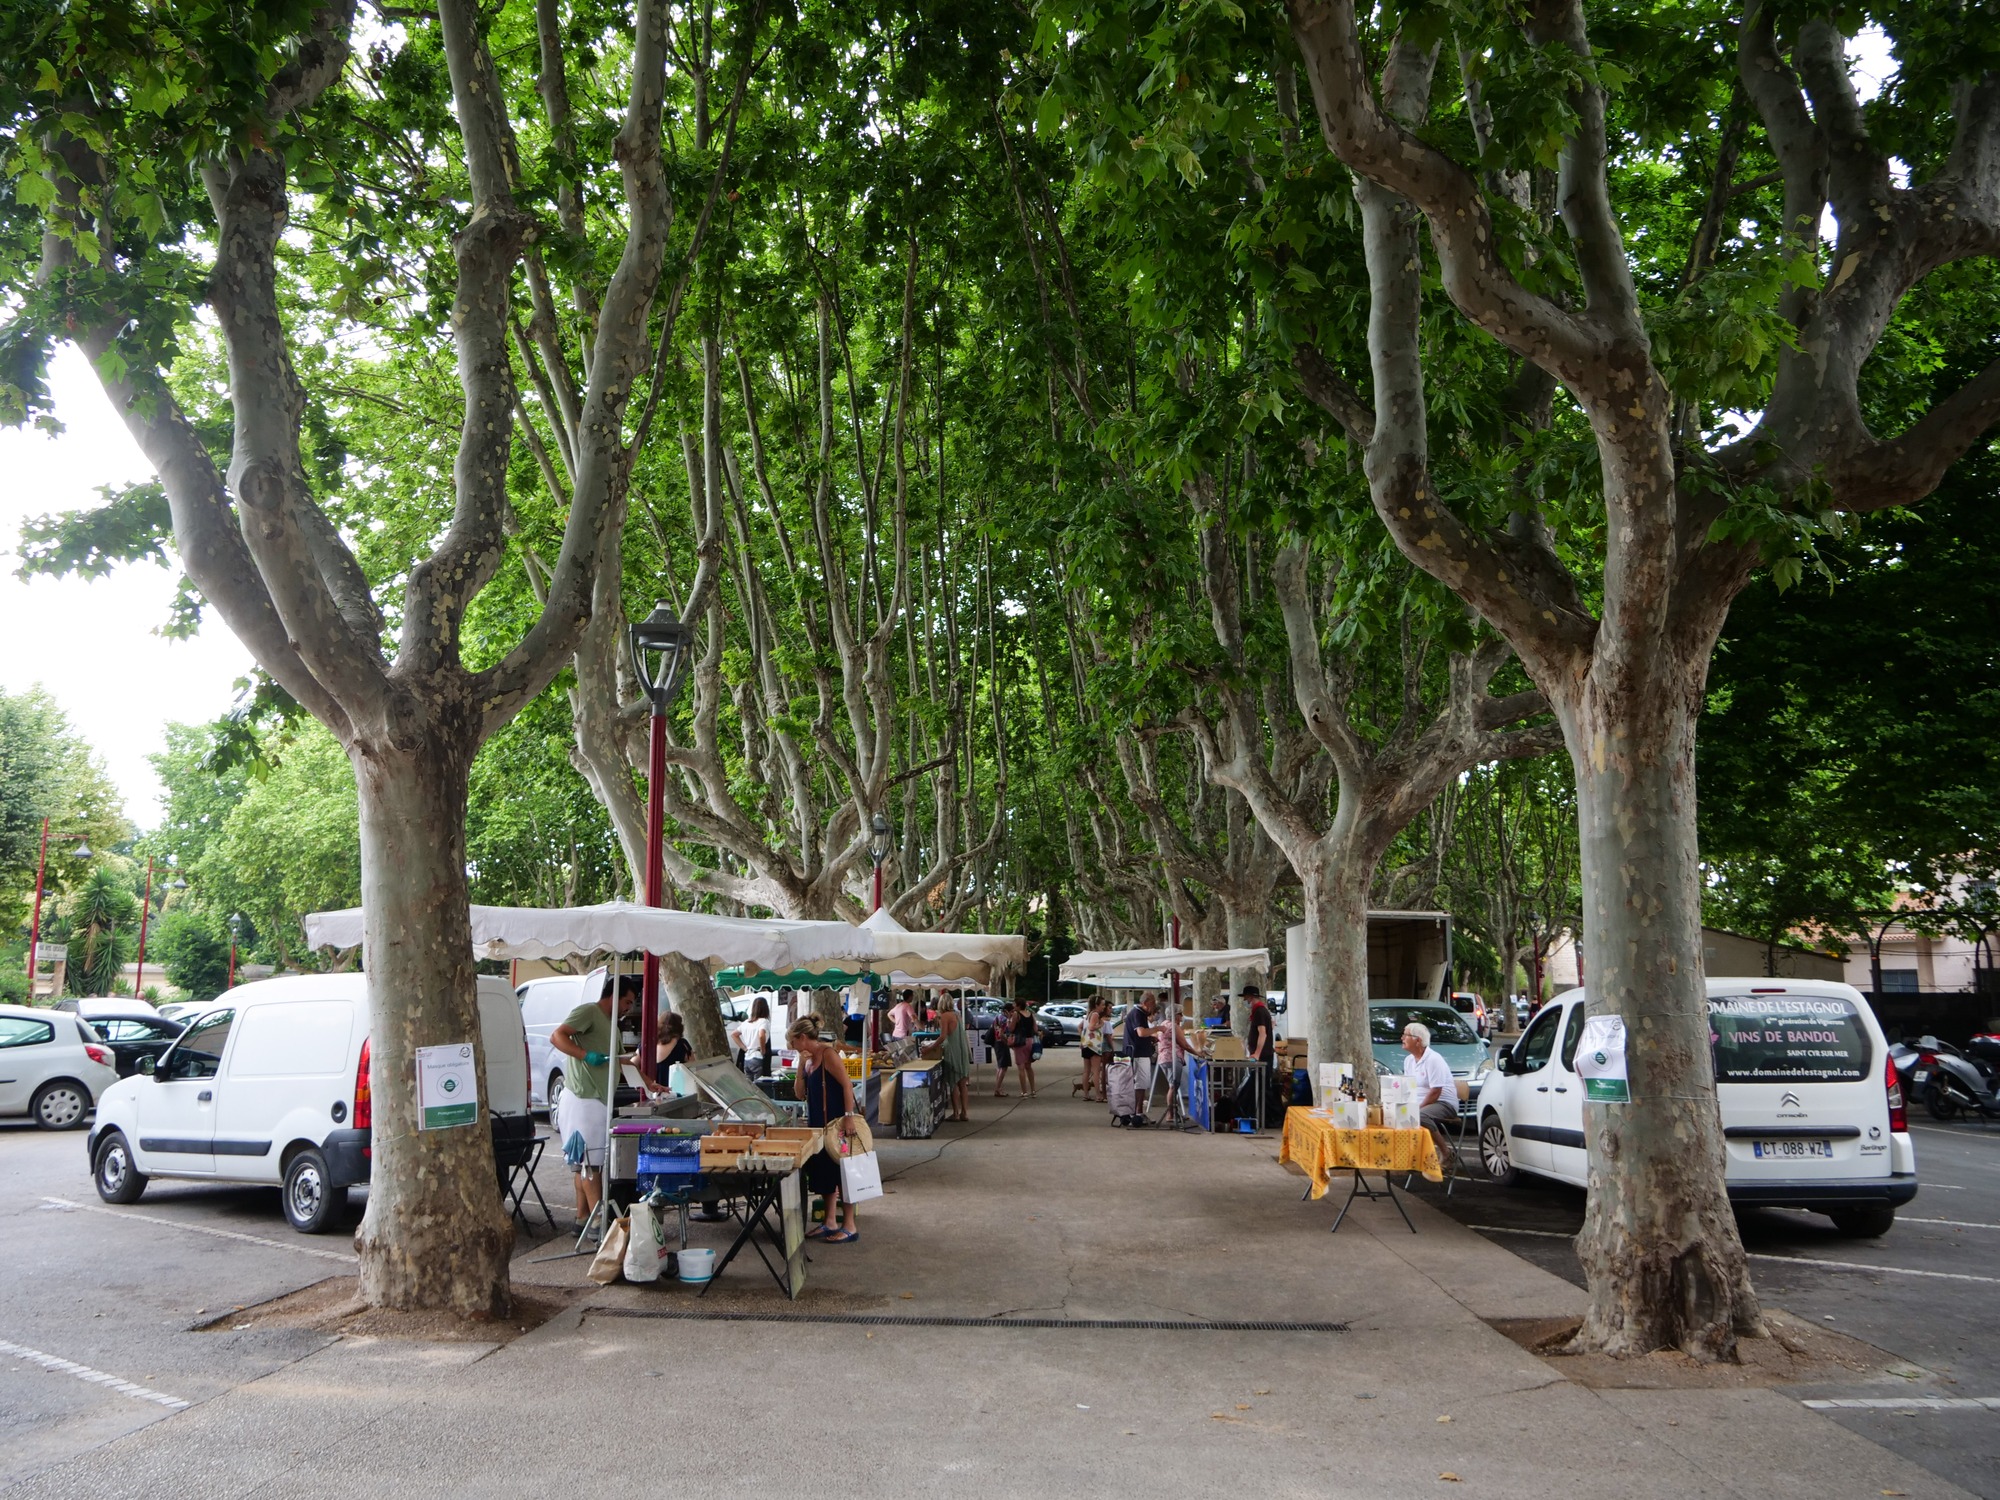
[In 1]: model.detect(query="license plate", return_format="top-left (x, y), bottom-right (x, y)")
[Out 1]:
top-left (1913, 1070), bottom-right (1929, 1082)
top-left (1751, 1139), bottom-right (1832, 1159)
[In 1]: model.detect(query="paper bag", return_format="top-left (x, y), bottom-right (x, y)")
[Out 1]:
top-left (624, 1199), bottom-right (670, 1284)
top-left (837, 1147), bottom-right (885, 1204)
top-left (1384, 1099), bottom-right (1422, 1131)
top-left (1329, 1098), bottom-right (1367, 1131)
top-left (588, 1214), bottom-right (630, 1285)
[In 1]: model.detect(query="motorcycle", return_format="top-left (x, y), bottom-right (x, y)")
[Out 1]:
top-left (1902, 1035), bottom-right (2000, 1121)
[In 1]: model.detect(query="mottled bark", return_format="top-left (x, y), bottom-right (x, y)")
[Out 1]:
top-left (350, 730), bottom-right (512, 1316)
top-left (1561, 670), bottom-right (1761, 1356)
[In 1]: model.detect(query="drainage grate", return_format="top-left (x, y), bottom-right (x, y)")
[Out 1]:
top-left (589, 1308), bottom-right (1347, 1332)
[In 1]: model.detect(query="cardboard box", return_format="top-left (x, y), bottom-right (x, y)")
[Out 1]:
top-left (1366, 1103), bottom-right (1383, 1129)
top-left (1384, 1099), bottom-right (1422, 1131)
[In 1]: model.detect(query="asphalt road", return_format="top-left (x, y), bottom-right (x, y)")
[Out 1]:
top-left (5, 1105), bottom-right (1996, 1496)
top-left (1411, 1114), bottom-right (2000, 1499)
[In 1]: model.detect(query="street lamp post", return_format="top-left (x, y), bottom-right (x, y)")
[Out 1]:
top-left (26, 818), bottom-right (92, 992)
top-left (628, 600), bottom-right (695, 1077)
top-left (133, 857), bottom-right (155, 999)
top-left (227, 912), bottom-right (244, 991)
top-left (868, 813), bottom-right (891, 915)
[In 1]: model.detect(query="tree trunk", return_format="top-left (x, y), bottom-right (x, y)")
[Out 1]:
top-left (1298, 851), bottom-right (1377, 1105)
top-left (1223, 896), bottom-right (1263, 1040)
top-left (663, 951), bottom-right (729, 1057)
top-left (350, 731), bottom-right (513, 1317)
top-left (1563, 677), bottom-right (1763, 1358)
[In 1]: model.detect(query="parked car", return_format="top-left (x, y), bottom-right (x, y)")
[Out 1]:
top-left (78, 1003), bottom-right (186, 1078)
top-left (157, 1000), bottom-right (221, 1023)
top-left (1474, 980), bottom-right (1915, 1236)
top-left (1368, 1001), bottom-right (1493, 1117)
top-left (1036, 1002), bottom-right (1087, 1045)
top-left (0, 1004), bottom-right (119, 1130)
top-left (88, 973), bottom-right (532, 1233)
top-left (1449, 990), bottom-right (1491, 1038)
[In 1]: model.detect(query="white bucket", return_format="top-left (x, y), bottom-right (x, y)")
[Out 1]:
top-left (677, 1247), bottom-right (716, 1285)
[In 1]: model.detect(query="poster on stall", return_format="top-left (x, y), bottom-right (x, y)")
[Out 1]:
top-left (416, 1042), bottom-right (479, 1129)
top-left (1574, 1016), bottom-right (1630, 1102)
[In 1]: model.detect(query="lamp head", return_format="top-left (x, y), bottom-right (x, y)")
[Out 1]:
top-left (229, 912), bottom-right (244, 941)
top-left (627, 600), bottom-right (695, 711)
top-left (868, 812), bottom-right (890, 865)
top-left (72, 840), bottom-right (92, 859)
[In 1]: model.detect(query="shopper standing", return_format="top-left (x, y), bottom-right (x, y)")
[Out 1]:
top-left (1002, 999), bottom-right (1038, 1098)
top-left (929, 1002), bottom-right (972, 1122)
top-left (989, 1005), bottom-right (1014, 1098)
top-left (789, 1016), bottom-right (861, 1243)
top-left (1076, 999), bottom-right (1109, 1101)
top-left (738, 996), bottom-right (771, 1080)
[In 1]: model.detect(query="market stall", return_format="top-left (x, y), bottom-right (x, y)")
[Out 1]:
top-left (1058, 947), bottom-right (1270, 1131)
top-left (304, 901), bottom-right (877, 1295)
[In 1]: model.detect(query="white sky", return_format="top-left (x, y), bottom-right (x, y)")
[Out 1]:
top-left (0, 344), bottom-right (255, 829)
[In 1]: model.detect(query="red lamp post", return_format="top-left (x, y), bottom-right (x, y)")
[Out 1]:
top-left (27, 818), bottom-right (92, 993)
top-left (132, 857), bottom-right (154, 998)
top-left (868, 813), bottom-right (890, 914)
top-left (627, 600), bottom-right (695, 1080)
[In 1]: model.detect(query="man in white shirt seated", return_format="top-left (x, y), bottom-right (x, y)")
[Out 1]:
top-left (1401, 1021), bottom-right (1459, 1148)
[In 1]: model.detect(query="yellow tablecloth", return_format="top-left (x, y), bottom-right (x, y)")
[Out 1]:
top-left (1279, 1108), bottom-right (1443, 1198)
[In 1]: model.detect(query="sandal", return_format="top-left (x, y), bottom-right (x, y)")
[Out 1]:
top-left (824, 1228), bottom-right (858, 1244)
top-left (806, 1223), bottom-right (832, 1240)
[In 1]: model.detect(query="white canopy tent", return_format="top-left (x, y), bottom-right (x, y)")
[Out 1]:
top-left (302, 901), bottom-right (874, 973)
top-left (1059, 947), bottom-right (1268, 983)
top-left (850, 906), bottom-right (1026, 988)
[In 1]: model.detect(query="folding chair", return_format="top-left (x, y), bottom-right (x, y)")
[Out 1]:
top-left (497, 1132), bottom-right (558, 1232)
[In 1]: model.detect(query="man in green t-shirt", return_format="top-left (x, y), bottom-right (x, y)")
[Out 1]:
top-left (551, 974), bottom-right (640, 1223)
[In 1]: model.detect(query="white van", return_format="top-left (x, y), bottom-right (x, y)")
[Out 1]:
top-left (86, 974), bottom-right (530, 1234)
top-left (1474, 979), bottom-right (1916, 1237)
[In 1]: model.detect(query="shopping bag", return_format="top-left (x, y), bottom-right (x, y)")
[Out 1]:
top-left (822, 1114), bottom-right (874, 1157)
top-left (837, 1147), bottom-right (885, 1204)
top-left (623, 1198), bottom-right (670, 1284)
top-left (588, 1214), bottom-right (630, 1285)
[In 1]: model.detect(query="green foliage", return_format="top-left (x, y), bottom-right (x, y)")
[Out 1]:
top-left (1700, 453), bottom-right (2000, 944)
top-left (15, 481), bottom-right (173, 580)
top-left (0, 687), bottom-right (127, 938)
top-left (152, 906), bottom-right (231, 1000)
top-left (59, 863), bottom-right (138, 995)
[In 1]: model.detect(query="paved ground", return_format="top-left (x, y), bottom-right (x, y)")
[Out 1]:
top-left (1, 1050), bottom-right (1991, 1499)
top-left (1415, 1110), bottom-right (2000, 1497)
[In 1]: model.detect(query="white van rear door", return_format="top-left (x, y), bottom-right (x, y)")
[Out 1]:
top-left (477, 978), bottom-right (530, 1116)
top-left (1709, 988), bottom-right (1886, 1185)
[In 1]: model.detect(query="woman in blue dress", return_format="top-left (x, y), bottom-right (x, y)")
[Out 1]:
top-left (789, 1015), bottom-right (862, 1243)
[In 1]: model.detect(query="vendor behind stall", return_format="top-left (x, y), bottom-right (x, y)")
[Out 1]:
top-left (549, 973), bottom-right (640, 1223)
top-left (789, 1016), bottom-right (862, 1243)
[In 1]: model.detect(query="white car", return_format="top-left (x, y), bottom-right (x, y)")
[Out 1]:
top-left (1475, 980), bottom-right (1916, 1237)
top-left (0, 1004), bottom-right (119, 1129)
top-left (88, 974), bottom-right (531, 1233)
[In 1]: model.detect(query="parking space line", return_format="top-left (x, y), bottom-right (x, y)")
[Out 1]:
top-left (0, 1337), bottom-right (189, 1411)
top-left (1902, 1216), bottom-right (2000, 1230)
top-left (1464, 1224), bottom-right (2000, 1285)
top-left (1803, 1396), bottom-right (2000, 1411)
top-left (42, 1197), bottom-right (356, 1265)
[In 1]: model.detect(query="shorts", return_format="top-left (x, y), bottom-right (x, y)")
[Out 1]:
top-left (1126, 1057), bottom-right (1154, 1091)
top-left (1080, 1047), bottom-right (1098, 1061)
top-left (558, 1090), bottom-right (609, 1169)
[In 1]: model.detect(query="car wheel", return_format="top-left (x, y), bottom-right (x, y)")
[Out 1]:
top-left (283, 1148), bottom-right (339, 1234)
top-left (1828, 1205), bottom-right (1896, 1238)
top-left (546, 1070), bottom-right (566, 1122)
top-left (1924, 1082), bottom-right (1963, 1121)
top-left (93, 1130), bottom-right (147, 1204)
top-left (30, 1079), bottom-right (90, 1131)
top-left (1478, 1113), bottom-right (1518, 1186)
